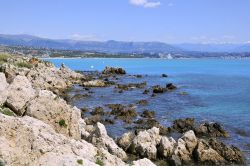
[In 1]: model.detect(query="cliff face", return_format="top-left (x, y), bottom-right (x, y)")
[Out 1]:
top-left (0, 55), bottom-right (246, 166)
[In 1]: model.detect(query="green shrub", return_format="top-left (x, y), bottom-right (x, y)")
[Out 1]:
top-left (96, 159), bottom-right (104, 166)
top-left (77, 159), bottom-right (83, 165)
top-left (0, 54), bottom-right (10, 63)
top-left (15, 62), bottom-right (33, 69)
top-left (0, 107), bottom-right (15, 116)
top-left (58, 119), bottom-right (67, 128)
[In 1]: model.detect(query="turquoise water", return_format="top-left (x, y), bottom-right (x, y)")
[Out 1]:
top-left (45, 58), bottom-right (250, 161)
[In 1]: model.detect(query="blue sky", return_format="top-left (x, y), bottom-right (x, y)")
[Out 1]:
top-left (0, 0), bottom-right (250, 43)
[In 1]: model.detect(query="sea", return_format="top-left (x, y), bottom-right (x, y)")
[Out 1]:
top-left (44, 58), bottom-right (250, 162)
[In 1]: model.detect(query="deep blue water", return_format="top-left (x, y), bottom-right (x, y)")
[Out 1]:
top-left (44, 58), bottom-right (250, 161)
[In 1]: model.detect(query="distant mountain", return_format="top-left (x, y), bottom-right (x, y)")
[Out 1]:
top-left (0, 34), bottom-right (182, 54)
top-left (1, 34), bottom-right (250, 53)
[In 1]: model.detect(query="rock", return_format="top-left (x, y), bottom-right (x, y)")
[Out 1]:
top-left (91, 106), bottom-right (105, 116)
top-left (172, 118), bottom-right (195, 133)
top-left (82, 80), bottom-right (106, 87)
top-left (158, 136), bottom-right (176, 158)
top-left (166, 83), bottom-right (177, 90)
top-left (162, 74), bottom-right (168, 77)
top-left (143, 89), bottom-right (150, 94)
top-left (102, 66), bottom-right (126, 75)
top-left (109, 104), bottom-right (137, 122)
top-left (132, 158), bottom-right (156, 166)
top-left (6, 75), bottom-right (36, 115)
top-left (195, 122), bottom-right (229, 137)
top-left (129, 127), bottom-right (161, 159)
top-left (117, 132), bottom-right (136, 151)
top-left (141, 110), bottom-right (155, 118)
top-left (97, 148), bottom-right (128, 166)
top-left (208, 139), bottom-right (245, 164)
top-left (0, 114), bottom-right (98, 166)
top-left (26, 90), bottom-right (81, 139)
top-left (85, 115), bottom-right (102, 125)
top-left (117, 82), bottom-right (147, 90)
top-left (0, 73), bottom-right (8, 105)
top-left (88, 123), bottom-right (127, 160)
top-left (194, 139), bottom-right (225, 165)
top-left (137, 100), bottom-right (148, 106)
top-left (152, 86), bottom-right (166, 93)
top-left (172, 130), bottom-right (198, 164)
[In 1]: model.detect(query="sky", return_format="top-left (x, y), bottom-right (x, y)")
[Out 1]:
top-left (0, 0), bottom-right (250, 43)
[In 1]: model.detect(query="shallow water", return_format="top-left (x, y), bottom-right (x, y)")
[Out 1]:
top-left (45, 58), bottom-right (250, 162)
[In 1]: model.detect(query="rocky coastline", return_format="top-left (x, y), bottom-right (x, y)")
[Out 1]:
top-left (0, 54), bottom-right (246, 166)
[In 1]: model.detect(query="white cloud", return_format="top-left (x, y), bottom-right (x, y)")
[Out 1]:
top-left (70, 34), bottom-right (101, 41)
top-left (129, 0), bottom-right (161, 8)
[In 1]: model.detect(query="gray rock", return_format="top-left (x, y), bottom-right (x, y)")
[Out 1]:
top-left (0, 73), bottom-right (8, 106)
top-left (6, 75), bottom-right (36, 115)
top-left (132, 158), bottom-right (156, 166)
top-left (158, 136), bottom-right (176, 158)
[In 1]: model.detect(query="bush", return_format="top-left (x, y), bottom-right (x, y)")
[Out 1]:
top-left (96, 159), bottom-right (104, 166)
top-left (15, 62), bottom-right (33, 69)
top-left (0, 54), bottom-right (10, 63)
top-left (0, 107), bottom-right (15, 116)
top-left (58, 119), bottom-right (67, 128)
top-left (77, 159), bottom-right (83, 165)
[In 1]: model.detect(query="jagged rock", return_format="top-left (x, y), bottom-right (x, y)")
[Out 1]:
top-left (194, 139), bottom-right (225, 165)
top-left (195, 122), bottom-right (229, 137)
top-left (158, 136), bottom-right (176, 158)
top-left (88, 122), bottom-right (127, 160)
top-left (130, 127), bottom-right (161, 159)
top-left (26, 90), bottom-right (81, 139)
top-left (97, 148), bottom-right (128, 166)
top-left (208, 139), bottom-right (245, 164)
top-left (0, 114), bottom-right (97, 166)
top-left (162, 74), bottom-right (168, 77)
top-left (0, 73), bottom-right (8, 105)
top-left (132, 158), bottom-right (156, 166)
top-left (91, 106), bottom-right (105, 116)
top-left (82, 80), bottom-right (106, 87)
top-left (152, 86), bottom-right (166, 93)
top-left (172, 130), bottom-right (198, 164)
top-left (141, 110), bottom-right (155, 118)
top-left (166, 83), bottom-right (177, 90)
top-left (6, 75), bottom-right (36, 115)
top-left (172, 118), bottom-right (195, 133)
top-left (137, 99), bottom-right (148, 106)
top-left (102, 66), bottom-right (126, 75)
top-left (117, 82), bottom-right (146, 90)
top-left (117, 132), bottom-right (136, 151)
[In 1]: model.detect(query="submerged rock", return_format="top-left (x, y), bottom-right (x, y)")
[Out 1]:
top-left (141, 110), bottom-right (155, 118)
top-left (162, 74), bottom-right (168, 77)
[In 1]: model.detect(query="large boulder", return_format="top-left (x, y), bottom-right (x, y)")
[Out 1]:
top-left (26, 90), bottom-right (81, 139)
top-left (88, 122), bottom-right (127, 160)
top-left (117, 132), bottom-right (136, 151)
top-left (172, 130), bottom-right (198, 164)
top-left (158, 136), bottom-right (176, 158)
top-left (0, 73), bottom-right (8, 105)
top-left (194, 139), bottom-right (225, 165)
top-left (129, 127), bottom-right (161, 159)
top-left (6, 75), bottom-right (36, 115)
top-left (0, 114), bottom-right (97, 166)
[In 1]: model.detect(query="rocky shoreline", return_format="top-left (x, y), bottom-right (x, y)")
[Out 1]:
top-left (0, 55), bottom-right (246, 166)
